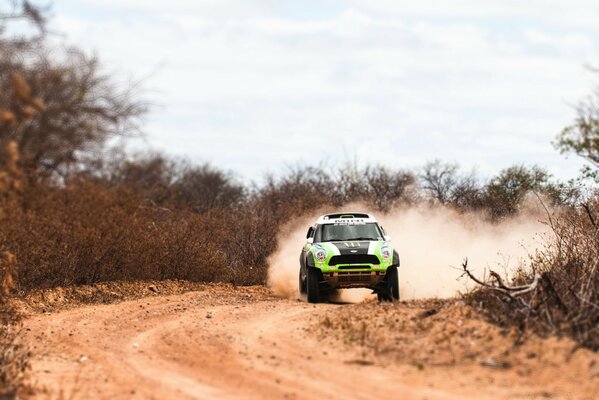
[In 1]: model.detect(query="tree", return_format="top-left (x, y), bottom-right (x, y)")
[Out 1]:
top-left (5, 51), bottom-right (145, 178)
top-left (362, 166), bottom-right (416, 211)
top-left (556, 79), bottom-right (599, 183)
top-left (106, 153), bottom-right (177, 205)
top-left (484, 165), bottom-right (560, 219)
top-left (557, 98), bottom-right (599, 168)
top-left (1, 2), bottom-right (145, 179)
top-left (420, 160), bottom-right (459, 204)
top-left (172, 163), bottom-right (245, 213)
top-left (107, 153), bottom-right (245, 213)
top-left (420, 160), bottom-right (482, 209)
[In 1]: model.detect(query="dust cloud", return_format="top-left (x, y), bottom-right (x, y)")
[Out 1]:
top-left (267, 202), bottom-right (549, 302)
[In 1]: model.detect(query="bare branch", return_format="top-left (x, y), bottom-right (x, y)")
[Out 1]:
top-left (461, 259), bottom-right (539, 311)
top-left (582, 203), bottom-right (596, 227)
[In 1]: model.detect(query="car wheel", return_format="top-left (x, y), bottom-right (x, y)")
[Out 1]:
top-left (377, 292), bottom-right (390, 302)
top-left (378, 267), bottom-right (400, 302)
top-left (306, 267), bottom-right (320, 303)
top-left (298, 271), bottom-right (307, 295)
top-left (387, 266), bottom-right (400, 301)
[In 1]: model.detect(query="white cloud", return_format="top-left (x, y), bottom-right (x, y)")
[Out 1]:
top-left (51, 1), bottom-right (598, 181)
top-left (72, 0), bottom-right (270, 17)
top-left (347, 0), bottom-right (599, 30)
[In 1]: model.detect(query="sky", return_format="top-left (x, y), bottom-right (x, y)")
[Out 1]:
top-left (50, 0), bottom-right (599, 182)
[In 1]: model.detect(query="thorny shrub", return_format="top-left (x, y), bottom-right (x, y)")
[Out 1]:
top-left (467, 198), bottom-right (599, 350)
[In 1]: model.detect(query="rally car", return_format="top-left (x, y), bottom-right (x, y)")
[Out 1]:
top-left (298, 212), bottom-right (400, 303)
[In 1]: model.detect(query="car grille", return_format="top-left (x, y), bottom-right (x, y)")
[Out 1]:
top-left (329, 254), bottom-right (379, 266)
top-left (337, 271), bottom-right (374, 284)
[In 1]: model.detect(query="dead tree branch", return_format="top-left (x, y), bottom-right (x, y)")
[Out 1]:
top-left (461, 258), bottom-right (540, 310)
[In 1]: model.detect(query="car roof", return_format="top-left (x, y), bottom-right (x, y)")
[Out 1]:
top-left (315, 212), bottom-right (378, 225)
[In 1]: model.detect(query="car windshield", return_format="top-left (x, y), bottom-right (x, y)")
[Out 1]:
top-left (318, 223), bottom-right (383, 242)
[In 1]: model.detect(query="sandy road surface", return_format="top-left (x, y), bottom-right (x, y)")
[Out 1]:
top-left (23, 286), bottom-right (597, 399)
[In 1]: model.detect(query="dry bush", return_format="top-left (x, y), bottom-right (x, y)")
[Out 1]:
top-left (257, 163), bottom-right (417, 219)
top-left (0, 141), bottom-right (20, 300)
top-left (3, 156), bottom-right (583, 295)
top-left (0, 75), bottom-right (41, 400)
top-left (256, 162), bottom-right (573, 223)
top-left (1, 5), bottom-right (47, 393)
top-left (0, 139), bottom-right (28, 399)
top-left (0, 305), bottom-right (29, 399)
top-left (106, 153), bottom-right (245, 213)
top-left (465, 197), bottom-right (599, 350)
top-left (0, 2), bottom-right (43, 390)
top-left (0, 161), bottom-right (412, 292)
top-left (5, 179), bottom-right (266, 290)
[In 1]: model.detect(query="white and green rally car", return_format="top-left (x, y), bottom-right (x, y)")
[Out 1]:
top-left (299, 212), bottom-right (400, 303)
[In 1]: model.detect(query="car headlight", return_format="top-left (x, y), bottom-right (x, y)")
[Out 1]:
top-left (381, 245), bottom-right (391, 260)
top-left (315, 248), bottom-right (327, 261)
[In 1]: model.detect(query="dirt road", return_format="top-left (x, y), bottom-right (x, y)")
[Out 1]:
top-left (23, 286), bottom-right (598, 399)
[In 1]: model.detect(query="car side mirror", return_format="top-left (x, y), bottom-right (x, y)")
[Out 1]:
top-left (307, 237), bottom-right (313, 244)
top-left (384, 235), bottom-right (391, 241)
top-left (306, 226), bottom-right (314, 239)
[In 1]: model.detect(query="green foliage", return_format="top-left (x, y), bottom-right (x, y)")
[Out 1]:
top-left (554, 77), bottom-right (599, 190)
top-left (557, 107), bottom-right (599, 168)
top-left (484, 165), bottom-right (561, 219)
top-left (556, 84), bottom-right (599, 186)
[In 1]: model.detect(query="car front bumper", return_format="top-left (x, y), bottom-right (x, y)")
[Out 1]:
top-left (321, 269), bottom-right (387, 289)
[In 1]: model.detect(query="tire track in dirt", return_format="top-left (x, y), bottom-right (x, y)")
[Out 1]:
top-left (23, 287), bottom-right (592, 399)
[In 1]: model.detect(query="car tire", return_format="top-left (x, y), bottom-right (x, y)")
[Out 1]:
top-left (387, 266), bottom-right (400, 301)
top-left (306, 267), bottom-right (320, 303)
top-left (378, 267), bottom-right (400, 302)
top-left (298, 271), bottom-right (307, 295)
top-left (377, 292), bottom-right (390, 302)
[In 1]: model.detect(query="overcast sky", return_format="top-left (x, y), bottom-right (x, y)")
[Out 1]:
top-left (51, 0), bottom-right (599, 181)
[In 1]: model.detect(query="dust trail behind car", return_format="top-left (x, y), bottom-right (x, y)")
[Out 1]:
top-left (267, 202), bottom-right (549, 301)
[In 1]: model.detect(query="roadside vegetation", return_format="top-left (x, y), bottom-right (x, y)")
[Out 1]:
top-left (1, 3), bottom-right (45, 396)
top-left (0, 0), bottom-right (586, 294)
top-left (462, 89), bottom-right (599, 351)
top-left (0, 1), bottom-right (598, 397)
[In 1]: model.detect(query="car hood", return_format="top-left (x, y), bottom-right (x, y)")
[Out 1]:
top-left (323, 240), bottom-right (384, 256)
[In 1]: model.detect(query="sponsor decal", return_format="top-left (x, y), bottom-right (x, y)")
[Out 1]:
top-left (333, 218), bottom-right (366, 226)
